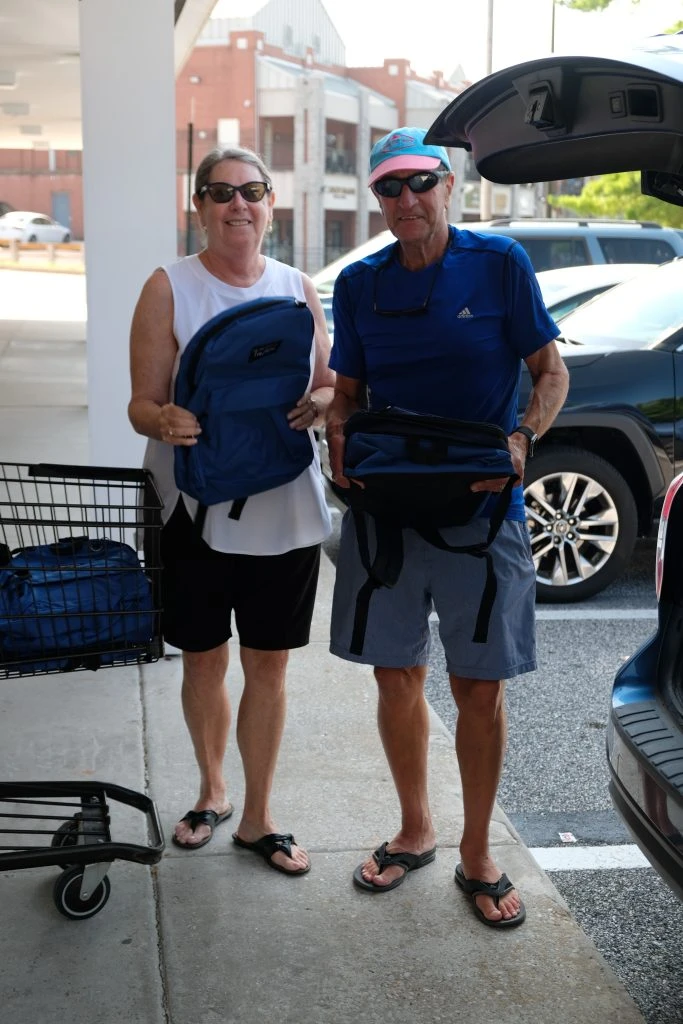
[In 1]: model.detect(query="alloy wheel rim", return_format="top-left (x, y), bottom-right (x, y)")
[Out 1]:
top-left (525, 469), bottom-right (620, 588)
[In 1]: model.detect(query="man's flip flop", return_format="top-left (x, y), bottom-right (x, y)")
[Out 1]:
top-left (353, 841), bottom-right (437, 893)
top-left (171, 806), bottom-right (234, 850)
top-left (232, 832), bottom-right (310, 875)
top-left (454, 863), bottom-right (526, 928)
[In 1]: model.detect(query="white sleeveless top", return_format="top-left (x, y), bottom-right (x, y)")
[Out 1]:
top-left (142, 254), bottom-right (332, 555)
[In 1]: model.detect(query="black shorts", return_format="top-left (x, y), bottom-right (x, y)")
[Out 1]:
top-left (158, 500), bottom-right (321, 653)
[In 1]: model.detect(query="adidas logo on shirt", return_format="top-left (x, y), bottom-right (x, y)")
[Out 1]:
top-left (457, 307), bottom-right (474, 319)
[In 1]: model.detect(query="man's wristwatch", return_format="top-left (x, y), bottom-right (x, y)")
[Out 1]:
top-left (511, 425), bottom-right (539, 459)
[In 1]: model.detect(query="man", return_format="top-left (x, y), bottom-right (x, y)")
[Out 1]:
top-left (326, 127), bottom-right (569, 927)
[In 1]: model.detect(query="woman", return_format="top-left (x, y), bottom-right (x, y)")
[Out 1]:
top-left (128, 146), bottom-right (334, 874)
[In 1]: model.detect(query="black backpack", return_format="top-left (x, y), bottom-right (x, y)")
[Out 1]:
top-left (329, 406), bottom-right (518, 656)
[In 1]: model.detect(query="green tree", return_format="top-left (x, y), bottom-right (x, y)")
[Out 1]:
top-left (558, 0), bottom-right (618, 11)
top-left (558, 0), bottom-right (681, 26)
top-left (549, 172), bottom-right (683, 227)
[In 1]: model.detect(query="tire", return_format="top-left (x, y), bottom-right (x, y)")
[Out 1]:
top-left (27, 234), bottom-right (37, 242)
top-left (50, 815), bottom-right (82, 870)
top-left (62, 232), bottom-right (71, 242)
top-left (53, 866), bottom-right (111, 920)
top-left (523, 445), bottom-right (638, 602)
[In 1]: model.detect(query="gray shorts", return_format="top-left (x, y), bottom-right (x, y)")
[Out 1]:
top-left (330, 513), bottom-right (537, 680)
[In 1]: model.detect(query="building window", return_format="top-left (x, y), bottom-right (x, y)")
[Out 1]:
top-left (388, 64), bottom-right (399, 76)
top-left (236, 37), bottom-right (248, 49)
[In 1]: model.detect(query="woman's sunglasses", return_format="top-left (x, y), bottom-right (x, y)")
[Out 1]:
top-left (372, 170), bottom-right (448, 199)
top-left (198, 181), bottom-right (271, 204)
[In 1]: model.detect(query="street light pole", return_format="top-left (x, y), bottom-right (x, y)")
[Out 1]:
top-left (551, 0), bottom-right (556, 53)
top-left (479, 0), bottom-right (494, 221)
top-left (185, 120), bottom-right (194, 255)
top-left (185, 95), bottom-right (196, 256)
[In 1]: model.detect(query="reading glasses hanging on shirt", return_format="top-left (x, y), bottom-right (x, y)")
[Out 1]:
top-left (372, 255), bottom-right (445, 317)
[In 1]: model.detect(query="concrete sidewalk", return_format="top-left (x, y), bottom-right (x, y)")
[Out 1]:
top-left (0, 280), bottom-right (644, 1024)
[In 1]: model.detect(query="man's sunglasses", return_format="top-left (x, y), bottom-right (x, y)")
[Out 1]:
top-left (198, 181), bottom-right (271, 204)
top-left (372, 170), bottom-right (448, 199)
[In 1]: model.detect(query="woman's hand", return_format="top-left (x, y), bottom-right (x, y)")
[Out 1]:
top-left (158, 403), bottom-right (201, 445)
top-left (288, 392), bottom-right (319, 431)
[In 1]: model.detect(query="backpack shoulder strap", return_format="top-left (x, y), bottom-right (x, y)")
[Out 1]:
top-left (416, 476), bottom-right (517, 644)
top-left (191, 495), bottom-right (249, 541)
top-left (350, 512), bottom-right (403, 657)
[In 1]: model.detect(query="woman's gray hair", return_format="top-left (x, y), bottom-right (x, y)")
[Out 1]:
top-left (194, 147), bottom-right (273, 197)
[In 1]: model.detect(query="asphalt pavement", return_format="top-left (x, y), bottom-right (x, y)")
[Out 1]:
top-left (0, 268), bottom-right (647, 1024)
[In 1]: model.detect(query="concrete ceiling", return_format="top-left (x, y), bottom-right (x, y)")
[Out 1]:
top-left (0, 0), bottom-right (216, 150)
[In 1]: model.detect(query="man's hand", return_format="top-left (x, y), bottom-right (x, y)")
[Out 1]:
top-left (327, 427), bottom-right (350, 488)
top-left (470, 432), bottom-right (527, 492)
top-left (325, 375), bottom-right (365, 488)
top-left (470, 475), bottom-right (517, 493)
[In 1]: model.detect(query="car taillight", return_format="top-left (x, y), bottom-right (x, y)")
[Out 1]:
top-left (656, 472), bottom-right (683, 600)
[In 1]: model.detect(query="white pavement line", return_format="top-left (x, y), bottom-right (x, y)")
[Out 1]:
top-left (535, 608), bottom-right (657, 620)
top-left (428, 608), bottom-right (657, 622)
top-left (529, 844), bottom-right (650, 871)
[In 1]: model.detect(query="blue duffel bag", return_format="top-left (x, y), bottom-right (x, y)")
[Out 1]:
top-left (0, 536), bottom-right (155, 673)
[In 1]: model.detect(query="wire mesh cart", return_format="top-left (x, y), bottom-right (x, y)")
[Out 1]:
top-left (0, 462), bottom-right (165, 919)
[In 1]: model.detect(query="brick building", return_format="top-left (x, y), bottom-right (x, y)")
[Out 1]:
top-left (175, 0), bottom-right (476, 271)
top-left (0, 0), bottom-right (535, 272)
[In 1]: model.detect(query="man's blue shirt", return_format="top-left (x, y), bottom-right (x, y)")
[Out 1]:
top-left (329, 226), bottom-right (560, 519)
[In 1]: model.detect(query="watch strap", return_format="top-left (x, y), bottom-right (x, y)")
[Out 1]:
top-left (511, 425), bottom-right (538, 458)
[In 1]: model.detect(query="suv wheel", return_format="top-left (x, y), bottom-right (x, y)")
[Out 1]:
top-left (524, 446), bottom-right (638, 602)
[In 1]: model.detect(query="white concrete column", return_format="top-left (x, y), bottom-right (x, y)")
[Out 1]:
top-left (306, 75), bottom-right (325, 275)
top-left (355, 91), bottom-right (371, 247)
top-left (79, 0), bottom-right (177, 466)
top-left (293, 74), bottom-right (325, 276)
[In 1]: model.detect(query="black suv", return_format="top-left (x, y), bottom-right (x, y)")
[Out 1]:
top-left (519, 256), bottom-right (683, 603)
top-left (426, 34), bottom-right (683, 900)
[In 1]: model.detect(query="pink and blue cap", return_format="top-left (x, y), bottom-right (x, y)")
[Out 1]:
top-left (368, 127), bottom-right (451, 187)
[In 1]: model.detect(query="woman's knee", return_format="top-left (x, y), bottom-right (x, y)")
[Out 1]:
top-left (240, 647), bottom-right (289, 692)
top-left (182, 644), bottom-right (229, 688)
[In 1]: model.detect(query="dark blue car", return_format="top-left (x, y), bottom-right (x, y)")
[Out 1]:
top-left (607, 474), bottom-right (683, 899)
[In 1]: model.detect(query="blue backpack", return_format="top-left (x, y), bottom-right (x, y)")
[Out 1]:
top-left (329, 407), bottom-right (518, 655)
top-left (174, 296), bottom-right (316, 529)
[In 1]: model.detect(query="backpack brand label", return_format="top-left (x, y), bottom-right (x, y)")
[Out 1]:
top-left (249, 339), bottom-right (281, 362)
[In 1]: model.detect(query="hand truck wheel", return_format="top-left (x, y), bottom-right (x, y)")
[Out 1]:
top-left (51, 815), bottom-right (82, 870)
top-left (52, 865), bottom-right (111, 920)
